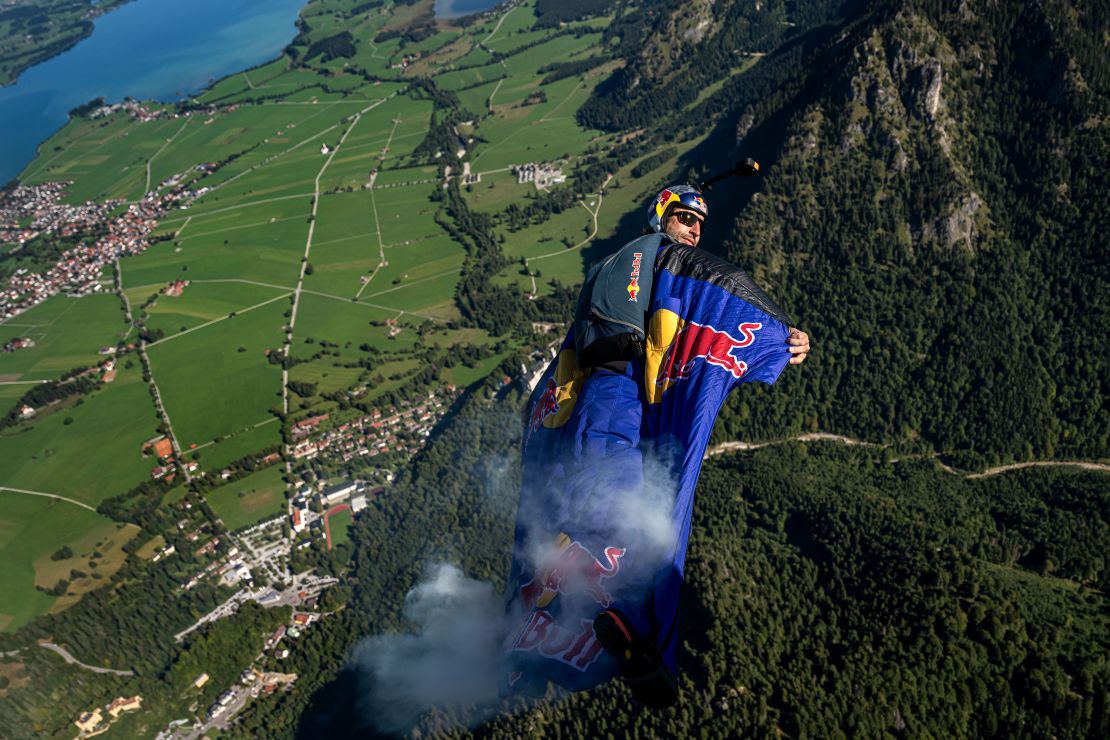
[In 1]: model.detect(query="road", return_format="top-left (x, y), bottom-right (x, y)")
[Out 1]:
top-left (705, 435), bottom-right (1110, 479)
top-left (38, 641), bottom-right (134, 676)
top-left (0, 485), bottom-right (96, 512)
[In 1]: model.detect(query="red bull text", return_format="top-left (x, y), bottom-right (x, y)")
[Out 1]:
top-left (627, 251), bottom-right (643, 302)
top-left (509, 614), bottom-right (604, 671)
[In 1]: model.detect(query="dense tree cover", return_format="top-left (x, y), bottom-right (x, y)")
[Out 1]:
top-left (458, 447), bottom-right (1109, 738)
top-left (533, 0), bottom-right (616, 28)
top-left (698, 0), bottom-right (1108, 464)
top-left (270, 404), bottom-right (1106, 738)
top-left (303, 31), bottom-right (356, 63)
top-left (166, 602), bottom-right (289, 694)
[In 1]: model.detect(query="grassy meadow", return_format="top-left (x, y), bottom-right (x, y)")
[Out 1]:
top-left (205, 465), bottom-right (287, 531)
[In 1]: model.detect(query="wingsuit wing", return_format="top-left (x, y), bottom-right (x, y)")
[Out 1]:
top-left (503, 244), bottom-right (793, 697)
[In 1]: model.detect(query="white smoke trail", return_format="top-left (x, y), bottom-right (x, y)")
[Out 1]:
top-left (350, 563), bottom-right (505, 734)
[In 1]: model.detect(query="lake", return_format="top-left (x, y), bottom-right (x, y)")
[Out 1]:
top-left (0, 0), bottom-right (307, 184)
top-left (0, 0), bottom-right (509, 184)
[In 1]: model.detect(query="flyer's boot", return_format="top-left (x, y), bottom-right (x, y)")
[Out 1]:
top-left (593, 608), bottom-right (678, 708)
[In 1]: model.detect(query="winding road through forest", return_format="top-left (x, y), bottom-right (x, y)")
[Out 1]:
top-left (705, 434), bottom-right (1110, 478)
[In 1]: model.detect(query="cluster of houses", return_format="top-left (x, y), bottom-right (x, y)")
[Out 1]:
top-left (289, 387), bottom-right (457, 462)
top-left (2, 336), bottom-right (34, 352)
top-left (512, 162), bottom-right (566, 189)
top-left (0, 182), bottom-right (108, 244)
top-left (88, 99), bottom-right (165, 123)
top-left (0, 181), bottom-right (202, 320)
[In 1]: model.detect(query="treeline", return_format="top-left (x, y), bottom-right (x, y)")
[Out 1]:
top-left (304, 31), bottom-right (356, 63)
top-left (533, 0), bottom-right (617, 28)
top-left (0, 374), bottom-right (101, 430)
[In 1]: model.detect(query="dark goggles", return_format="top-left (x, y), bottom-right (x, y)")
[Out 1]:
top-left (671, 210), bottom-right (704, 228)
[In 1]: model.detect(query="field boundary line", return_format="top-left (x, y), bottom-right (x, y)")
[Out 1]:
top-left (198, 96), bottom-right (391, 201)
top-left (188, 416), bottom-right (280, 452)
top-left (190, 278), bottom-right (295, 291)
top-left (159, 192), bottom-right (316, 226)
top-left (0, 486), bottom-right (96, 512)
top-left (530, 174), bottom-right (611, 261)
top-left (361, 267), bottom-right (460, 299)
top-left (145, 117), bottom-right (191, 196)
top-left (284, 99), bottom-right (384, 414)
top-left (298, 288), bottom-right (446, 323)
top-left (178, 213), bottom-right (306, 242)
top-left (355, 113), bottom-right (405, 300)
top-left (482, 5), bottom-right (516, 46)
top-left (145, 291), bottom-right (293, 348)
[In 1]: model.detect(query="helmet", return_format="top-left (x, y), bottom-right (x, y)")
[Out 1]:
top-left (647, 184), bottom-right (708, 233)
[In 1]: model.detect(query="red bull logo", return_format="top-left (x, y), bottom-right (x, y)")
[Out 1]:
top-left (655, 320), bottom-right (762, 386)
top-left (519, 533), bottom-right (625, 609)
top-left (627, 251), bottom-right (643, 302)
top-left (527, 378), bottom-right (560, 440)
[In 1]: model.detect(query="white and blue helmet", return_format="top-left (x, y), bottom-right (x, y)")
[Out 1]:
top-left (648, 184), bottom-right (708, 233)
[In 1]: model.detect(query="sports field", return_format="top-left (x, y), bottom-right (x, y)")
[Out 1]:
top-left (205, 465), bottom-right (287, 531)
top-left (326, 508), bottom-right (354, 548)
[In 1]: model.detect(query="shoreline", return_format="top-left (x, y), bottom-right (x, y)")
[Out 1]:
top-left (10, 0), bottom-right (314, 185)
top-left (0, 0), bottom-right (136, 88)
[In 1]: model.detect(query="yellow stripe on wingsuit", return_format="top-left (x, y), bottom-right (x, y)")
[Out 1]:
top-left (643, 308), bottom-right (684, 405)
top-left (544, 349), bottom-right (592, 429)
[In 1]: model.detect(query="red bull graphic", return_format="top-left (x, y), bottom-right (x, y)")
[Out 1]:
top-left (656, 321), bottom-right (762, 386)
top-left (519, 533), bottom-right (626, 609)
top-left (527, 378), bottom-right (560, 440)
top-left (655, 189), bottom-right (675, 218)
top-left (627, 251), bottom-right (643, 302)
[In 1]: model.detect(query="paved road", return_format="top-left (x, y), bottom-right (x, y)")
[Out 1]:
top-left (0, 486), bottom-right (96, 512)
top-left (38, 641), bottom-right (134, 676)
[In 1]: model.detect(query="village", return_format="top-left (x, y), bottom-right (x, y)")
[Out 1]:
top-left (0, 180), bottom-right (197, 320)
top-left (289, 384), bottom-right (459, 462)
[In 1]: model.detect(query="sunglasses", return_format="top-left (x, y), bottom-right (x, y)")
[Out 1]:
top-left (671, 210), bottom-right (703, 227)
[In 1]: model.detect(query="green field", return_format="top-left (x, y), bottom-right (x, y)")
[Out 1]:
top-left (206, 465), bottom-right (287, 531)
top-left (146, 300), bottom-right (285, 448)
top-left (0, 363), bottom-right (159, 505)
top-left (143, 281), bottom-right (291, 338)
top-left (0, 295), bottom-right (128, 381)
top-left (0, 495), bottom-right (125, 632)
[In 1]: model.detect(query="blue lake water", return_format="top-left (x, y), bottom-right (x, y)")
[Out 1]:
top-left (434, 0), bottom-right (504, 19)
top-left (0, 0), bottom-right (307, 184)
